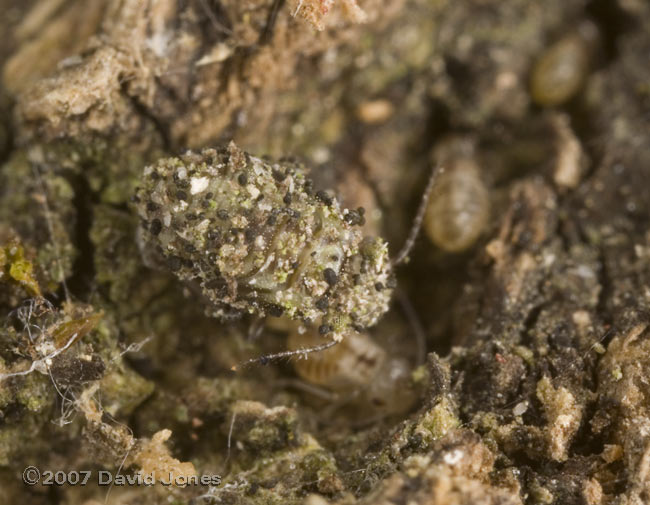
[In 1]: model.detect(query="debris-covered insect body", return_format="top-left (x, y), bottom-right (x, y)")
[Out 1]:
top-left (135, 143), bottom-right (393, 340)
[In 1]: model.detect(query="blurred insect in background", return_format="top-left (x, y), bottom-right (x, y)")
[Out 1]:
top-left (529, 19), bottom-right (600, 107)
top-left (424, 136), bottom-right (490, 253)
top-left (284, 322), bottom-right (419, 417)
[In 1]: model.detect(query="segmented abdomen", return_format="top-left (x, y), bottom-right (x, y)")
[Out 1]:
top-left (288, 327), bottom-right (385, 390)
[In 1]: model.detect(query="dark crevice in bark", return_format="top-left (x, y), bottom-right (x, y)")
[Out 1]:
top-left (121, 82), bottom-right (172, 151)
top-left (63, 170), bottom-right (97, 301)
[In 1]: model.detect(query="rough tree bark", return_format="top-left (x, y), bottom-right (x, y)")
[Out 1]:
top-left (0, 0), bottom-right (649, 504)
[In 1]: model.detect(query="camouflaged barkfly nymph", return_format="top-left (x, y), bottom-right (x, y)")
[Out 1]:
top-left (134, 142), bottom-right (438, 364)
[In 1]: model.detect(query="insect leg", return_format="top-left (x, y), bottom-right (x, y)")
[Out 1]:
top-left (231, 339), bottom-right (339, 371)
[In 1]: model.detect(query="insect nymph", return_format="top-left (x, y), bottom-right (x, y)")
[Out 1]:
top-left (134, 142), bottom-right (398, 344)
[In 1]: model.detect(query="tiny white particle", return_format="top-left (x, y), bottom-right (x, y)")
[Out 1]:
top-left (146, 31), bottom-right (171, 57)
top-left (443, 449), bottom-right (464, 466)
top-left (173, 201), bottom-right (189, 212)
top-left (513, 401), bottom-right (528, 416)
top-left (575, 265), bottom-right (595, 279)
top-left (313, 147), bottom-right (330, 164)
top-left (247, 185), bottom-right (260, 199)
top-left (196, 219), bottom-right (211, 233)
top-left (190, 177), bottom-right (210, 194)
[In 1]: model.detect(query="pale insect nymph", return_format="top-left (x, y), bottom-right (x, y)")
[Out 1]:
top-left (134, 142), bottom-right (437, 362)
top-left (285, 322), bottom-right (419, 415)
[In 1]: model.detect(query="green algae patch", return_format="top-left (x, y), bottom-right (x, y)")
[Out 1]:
top-left (0, 242), bottom-right (41, 296)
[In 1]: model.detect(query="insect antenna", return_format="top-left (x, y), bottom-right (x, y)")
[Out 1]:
top-left (391, 164), bottom-right (443, 267)
top-left (231, 339), bottom-right (338, 371)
